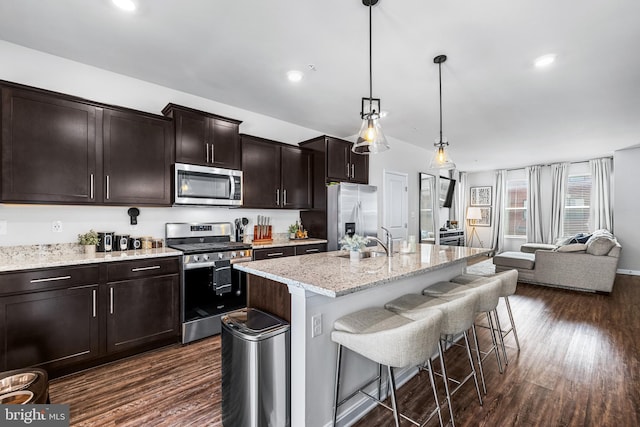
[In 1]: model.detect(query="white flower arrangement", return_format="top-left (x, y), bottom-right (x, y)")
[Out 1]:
top-left (339, 234), bottom-right (370, 252)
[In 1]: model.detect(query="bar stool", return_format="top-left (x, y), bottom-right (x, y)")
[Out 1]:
top-left (331, 307), bottom-right (445, 427)
top-left (451, 269), bottom-right (520, 363)
top-left (385, 291), bottom-right (483, 427)
top-left (422, 279), bottom-right (504, 393)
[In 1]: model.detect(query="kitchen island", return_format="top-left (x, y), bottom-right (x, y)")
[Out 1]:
top-left (234, 243), bottom-right (491, 427)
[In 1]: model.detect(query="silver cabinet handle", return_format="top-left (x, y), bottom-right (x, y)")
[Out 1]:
top-left (283, 189), bottom-right (287, 206)
top-left (211, 144), bottom-right (215, 163)
top-left (92, 289), bottom-right (97, 318)
top-left (276, 189), bottom-right (280, 206)
top-left (131, 265), bottom-right (161, 272)
top-left (106, 175), bottom-right (110, 200)
top-left (306, 248), bottom-right (320, 253)
top-left (30, 275), bottom-right (71, 284)
top-left (110, 287), bottom-right (114, 314)
top-left (206, 143), bottom-right (210, 163)
top-left (90, 174), bottom-right (94, 199)
top-left (267, 252), bottom-right (284, 257)
top-left (351, 164), bottom-right (355, 179)
top-left (346, 162), bottom-right (350, 177)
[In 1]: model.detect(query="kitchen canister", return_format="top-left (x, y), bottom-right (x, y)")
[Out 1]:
top-left (97, 232), bottom-right (114, 252)
top-left (114, 234), bottom-right (129, 251)
top-left (129, 237), bottom-right (142, 251)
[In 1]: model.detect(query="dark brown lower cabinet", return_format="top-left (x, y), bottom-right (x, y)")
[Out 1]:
top-left (0, 284), bottom-right (100, 372)
top-left (0, 257), bottom-right (180, 376)
top-left (106, 274), bottom-right (179, 353)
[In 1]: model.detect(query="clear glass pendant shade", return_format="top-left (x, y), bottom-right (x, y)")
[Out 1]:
top-left (352, 113), bottom-right (389, 154)
top-left (428, 139), bottom-right (456, 169)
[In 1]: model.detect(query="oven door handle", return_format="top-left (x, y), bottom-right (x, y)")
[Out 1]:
top-left (184, 261), bottom-right (221, 270)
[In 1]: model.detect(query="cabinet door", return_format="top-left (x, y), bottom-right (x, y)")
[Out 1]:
top-left (0, 285), bottom-right (100, 371)
top-left (175, 109), bottom-right (208, 166)
top-left (281, 146), bottom-right (312, 209)
top-left (209, 118), bottom-right (241, 170)
top-left (326, 137), bottom-right (350, 181)
top-left (103, 108), bottom-right (173, 206)
top-left (349, 151), bottom-right (369, 183)
top-left (241, 136), bottom-right (281, 208)
top-left (1, 87), bottom-right (99, 203)
top-left (106, 275), bottom-right (179, 354)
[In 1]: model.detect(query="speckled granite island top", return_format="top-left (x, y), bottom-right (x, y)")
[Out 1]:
top-left (0, 244), bottom-right (182, 272)
top-left (234, 244), bottom-right (491, 297)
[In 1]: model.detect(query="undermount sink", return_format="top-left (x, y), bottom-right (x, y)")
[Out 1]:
top-left (338, 251), bottom-right (387, 259)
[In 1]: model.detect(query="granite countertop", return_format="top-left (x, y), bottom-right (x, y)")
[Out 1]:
top-left (0, 244), bottom-right (182, 273)
top-left (251, 237), bottom-right (328, 249)
top-left (234, 244), bottom-right (491, 298)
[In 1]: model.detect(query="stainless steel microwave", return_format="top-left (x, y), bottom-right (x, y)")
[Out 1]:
top-left (174, 163), bottom-right (242, 206)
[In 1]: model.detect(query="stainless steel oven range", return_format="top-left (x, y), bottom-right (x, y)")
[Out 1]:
top-left (166, 222), bottom-right (252, 344)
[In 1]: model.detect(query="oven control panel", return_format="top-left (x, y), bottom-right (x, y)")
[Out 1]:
top-left (184, 249), bottom-right (252, 267)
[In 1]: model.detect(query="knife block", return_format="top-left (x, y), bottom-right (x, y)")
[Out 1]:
top-left (252, 225), bottom-right (273, 245)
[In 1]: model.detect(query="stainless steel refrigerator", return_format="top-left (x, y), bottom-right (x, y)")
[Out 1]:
top-left (327, 183), bottom-right (378, 251)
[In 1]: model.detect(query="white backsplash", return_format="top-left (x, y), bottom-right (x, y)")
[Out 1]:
top-left (0, 204), bottom-right (302, 246)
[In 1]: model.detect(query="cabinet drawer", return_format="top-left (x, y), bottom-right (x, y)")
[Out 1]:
top-left (107, 257), bottom-right (179, 282)
top-left (252, 246), bottom-right (296, 261)
top-left (295, 243), bottom-right (327, 256)
top-left (0, 265), bottom-right (100, 296)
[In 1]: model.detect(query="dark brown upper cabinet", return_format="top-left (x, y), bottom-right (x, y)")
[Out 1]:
top-left (102, 108), bottom-right (173, 206)
top-left (1, 82), bottom-right (174, 206)
top-left (1, 85), bottom-right (100, 204)
top-left (300, 135), bottom-right (368, 184)
top-left (162, 103), bottom-right (242, 170)
top-left (241, 134), bottom-right (312, 209)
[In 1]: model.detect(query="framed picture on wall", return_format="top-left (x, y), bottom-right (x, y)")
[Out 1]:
top-left (474, 207), bottom-right (491, 227)
top-left (470, 186), bottom-right (492, 206)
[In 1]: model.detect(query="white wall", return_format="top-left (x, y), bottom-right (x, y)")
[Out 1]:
top-left (0, 41), bottom-right (324, 246)
top-left (367, 137), bottom-right (439, 242)
top-left (614, 145), bottom-right (640, 273)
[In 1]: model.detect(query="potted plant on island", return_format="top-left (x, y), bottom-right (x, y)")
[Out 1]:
top-left (78, 229), bottom-right (99, 255)
top-left (339, 234), bottom-right (370, 261)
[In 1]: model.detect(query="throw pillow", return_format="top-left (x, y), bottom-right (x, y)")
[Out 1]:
top-left (586, 229), bottom-right (614, 244)
top-left (556, 243), bottom-right (588, 253)
top-left (586, 237), bottom-right (616, 256)
top-left (555, 236), bottom-right (573, 246)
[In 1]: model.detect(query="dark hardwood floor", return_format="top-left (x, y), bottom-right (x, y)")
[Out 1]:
top-left (49, 275), bottom-right (640, 426)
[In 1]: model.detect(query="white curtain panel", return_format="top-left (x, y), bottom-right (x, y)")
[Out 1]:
top-left (549, 162), bottom-right (569, 243)
top-left (491, 169), bottom-right (506, 254)
top-left (526, 165), bottom-right (545, 243)
top-left (458, 171), bottom-right (467, 226)
top-left (589, 157), bottom-right (613, 232)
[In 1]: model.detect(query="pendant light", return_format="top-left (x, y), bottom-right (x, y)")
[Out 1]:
top-left (352, 0), bottom-right (389, 155)
top-left (429, 54), bottom-right (456, 169)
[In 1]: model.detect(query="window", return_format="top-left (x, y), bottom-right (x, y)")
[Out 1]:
top-left (563, 174), bottom-right (591, 236)
top-left (505, 178), bottom-right (527, 236)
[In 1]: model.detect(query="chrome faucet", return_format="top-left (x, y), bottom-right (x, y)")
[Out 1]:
top-left (366, 227), bottom-right (394, 257)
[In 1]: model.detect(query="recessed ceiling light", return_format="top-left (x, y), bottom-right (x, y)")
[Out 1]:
top-left (534, 54), bottom-right (557, 68)
top-left (286, 70), bottom-right (304, 83)
top-left (112, 0), bottom-right (136, 12)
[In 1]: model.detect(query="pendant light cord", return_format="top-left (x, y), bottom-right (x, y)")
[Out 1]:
top-left (438, 61), bottom-right (443, 144)
top-left (368, 2), bottom-right (373, 110)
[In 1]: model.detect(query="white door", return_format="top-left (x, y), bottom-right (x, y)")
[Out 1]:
top-left (383, 170), bottom-right (408, 244)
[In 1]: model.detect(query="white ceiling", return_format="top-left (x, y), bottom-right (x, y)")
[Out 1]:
top-left (1, 0), bottom-right (639, 172)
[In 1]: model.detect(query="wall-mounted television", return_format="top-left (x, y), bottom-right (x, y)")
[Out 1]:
top-left (439, 177), bottom-right (456, 208)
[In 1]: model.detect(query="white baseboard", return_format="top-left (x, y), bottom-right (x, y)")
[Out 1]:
top-left (617, 268), bottom-right (640, 276)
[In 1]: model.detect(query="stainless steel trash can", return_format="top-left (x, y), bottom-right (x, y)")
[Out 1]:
top-left (221, 308), bottom-right (290, 427)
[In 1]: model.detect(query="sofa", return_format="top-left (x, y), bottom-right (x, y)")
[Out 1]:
top-left (492, 230), bottom-right (621, 293)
